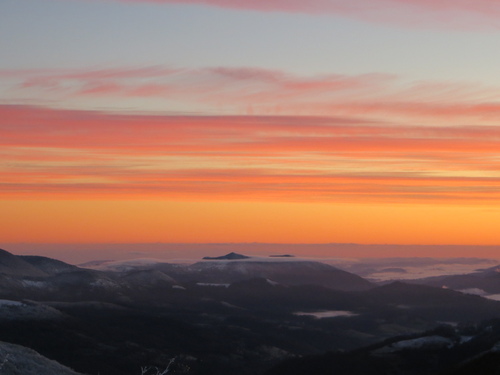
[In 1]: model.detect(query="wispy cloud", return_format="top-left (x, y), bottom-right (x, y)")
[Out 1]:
top-left (2, 105), bottom-right (500, 203)
top-left (4, 66), bottom-right (500, 126)
top-left (6, 66), bottom-right (389, 100)
top-left (86, 0), bottom-right (500, 29)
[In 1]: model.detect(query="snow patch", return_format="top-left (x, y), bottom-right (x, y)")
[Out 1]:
top-left (221, 301), bottom-right (242, 309)
top-left (266, 279), bottom-right (279, 286)
top-left (459, 336), bottom-right (474, 344)
top-left (294, 310), bottom-right (358, 319)
top-left (458, 288), bottom-right (488, 296)
top-left (22, 280), bottom-right (48, 289)
top-left (89, 279), bottom-right (118, 289)
top-left (484, 294), bottom-right (500, 301)
top-left (491, 340), bottom-right (500, 351)
top-left (375, 336), bottom-right (454, 354)
top-left (82, 258), bottom-right (171, 272)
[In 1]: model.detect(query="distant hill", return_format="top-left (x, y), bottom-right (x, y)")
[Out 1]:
top-left (119, 269), bottom-right (176, 287)
top-left (0, 249), bottom-right (48, 278)
top-left (355, 281), bottom-right (500, 323)
top-left (190, 259), bottom-right (373, 291)
top-left (20, 256), bottom-right (79, 276)
top-left (409, 264), bottom-right (500, 294)
top-left (203, 252), bottom-right (250, 260)
top-left (79, 253), bottom-right (374, 291)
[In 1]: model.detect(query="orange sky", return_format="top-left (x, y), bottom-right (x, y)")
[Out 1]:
top-left (2, 198), bottom-right (500, 247)
top-left (4, 0), bottom-right (500, 260)
top-left (1, 104), bottom-right (500, 251)
top-left (3, 80), bottom-right (500, 257)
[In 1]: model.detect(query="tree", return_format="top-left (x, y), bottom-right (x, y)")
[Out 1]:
top-left (140, 358), bottom-right (176, 375)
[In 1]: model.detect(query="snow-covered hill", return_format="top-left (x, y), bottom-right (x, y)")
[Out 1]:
top-left (0, 341), bottom-right (83, 375)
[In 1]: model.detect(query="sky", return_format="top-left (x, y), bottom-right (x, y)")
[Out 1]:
top-left (2, 0), bottom-right (500, 257)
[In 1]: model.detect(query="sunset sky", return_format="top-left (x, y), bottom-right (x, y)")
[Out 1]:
top-left (2, 0), bottom-right (500, 256)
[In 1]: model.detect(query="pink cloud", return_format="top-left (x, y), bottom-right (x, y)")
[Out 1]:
top-left (11, 66), bottom-right (389, 100)
top-left (100, 0), bottom-right (500, 29)
top-left (2, 105), bottom-right (500, 154)
top-left (2, 105), bottom-right (500, 203)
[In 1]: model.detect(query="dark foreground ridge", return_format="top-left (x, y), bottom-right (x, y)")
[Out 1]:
top-left (266, 322), bottom-right (500, 375)
top-left (0, 341), bottom-right (83, 375)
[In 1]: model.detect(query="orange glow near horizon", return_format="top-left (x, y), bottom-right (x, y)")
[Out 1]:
top-left (2, 199), bottom-right (500, 249)
top-left (2, 105), bottom-right (500, 251)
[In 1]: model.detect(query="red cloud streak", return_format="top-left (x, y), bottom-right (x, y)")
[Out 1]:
top-left (2, 105), bottom-right (500, 203)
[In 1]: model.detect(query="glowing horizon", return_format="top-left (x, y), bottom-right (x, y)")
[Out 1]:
top-left (2, 0), bottom-right (500, 253)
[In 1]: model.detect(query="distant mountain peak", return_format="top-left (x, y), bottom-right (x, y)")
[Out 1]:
top-left (203, 252), bottom-right (250, 260)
